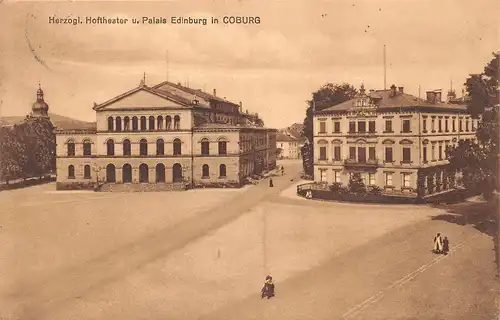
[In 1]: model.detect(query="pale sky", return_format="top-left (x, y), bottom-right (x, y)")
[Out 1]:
top-left (0, 0), bottom-right (499, 128)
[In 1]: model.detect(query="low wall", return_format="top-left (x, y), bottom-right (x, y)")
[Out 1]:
top-left (56, 182), bottom-right (94, 190)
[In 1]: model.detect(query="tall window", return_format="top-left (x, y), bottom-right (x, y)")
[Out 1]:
top-left (219, 164), bottom-right (227, 178)
top-left (166, 116), bottom-right (172, 130)
top-left (202, 164), bottom-right (209, 178)
top-left (140, 139), bottom-right (148, 156)
top-left (459, 119), bottom-right (463, 132)
top-left (368, 173), bottom-right (375, 185)
top-left (107, 116), bottom-right (114, 131)
top-left (402, 173), bottom-right (411, 188)
top-left (319, 121), bottom-right (326, 133)
top-left (115, 117), bottom-right (122, 132)
top-left (402, 147), bottom-right (411, 163)
top-left (438, 119), bottom-right (442, 132)
top-left (368, 121), bottom-right (375, 133)
top-left (357, 121), bottom-right (366, 133)
top-left (438, 145), bottom-right (443, 160)
top-left (423, 146), bottom-right (427, 162)
top-left (333, 170), bottom-right (341, 183)
top-left (123, 139), bottom-right (131, 156)
top-left (445, 119), bottom-right (449, 132)
top-left (432, 145), bottom-right (436, 161)
top-left (452, 118), bottom-right (456, 132)
top-left (320, 169), bottom-right (327, 182)
top-left (67, 141), bottom-right (75, 156)
top-left (124, 117), bottom-right (130, 131)
top-left (333, 146), bottom-right (341, 161)
top-left (465, 119), bottom-right (470, 132)
top-left (83, 140), bottom-right (91, 156)
top-left (319, 146), bottom-right (327, 160)
top-left (174, 115), bottom-right (180, 130)
top-left (385, 120), bottom-right (393, 132)
top-left (157, 116), bottom-right (164, 130)
top-left (140, 116), bottom-right (147, 131)
top-left (368, 147), bottom-right (376, 160)
top-left (107, 139), bottom-right (115, 156)
top-left (173, 138), bottom-right (182, 155)
top-left (218, 140), bottom-right (227, 155)
top-left (349, 146), bottom-right (356, 160)
top-left (385, 147), bottom-right (393, 162)
top-left (472, 119), bottom-right (476, 131)
top-left (132, 117), bottom-right (138, 131)
top-left (201, 139), bottom-right (210, 155)
top-left (156, 139), bottom-right (165, 156)
top-left (357, 147), bottom-right (366, 163)
top-left (423, 119), bottom-right (427, 132)
top-left (334, 121), bottom-right (341, 133)
top-left (68, 165), bottom-right (75, 179)
top-left (402, 119), bottom-right (411, 133)
top-left (385, 172), bottom-right (393, 186)
top-left (431, 118), bottom-right (436, 131)
top-left (84, 165), bottom-right (91, 179)
top-left (349, 121), bottom-right (356, 133)
top-left (148, 116), bottom-right (155, 131)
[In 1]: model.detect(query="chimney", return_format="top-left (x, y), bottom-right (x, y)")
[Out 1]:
top-left (434, 90), bottom-right (442, 103)
top-left (398, 86), bottom-right (404, 94)
top-left (213, 89), bottom-right (217, 97)
top-left (390, 84), bottom-right (397, 97)
top-left (239, 101), bottom-right (243, 112)
top-left (426, 91), bottom-right (435, 103)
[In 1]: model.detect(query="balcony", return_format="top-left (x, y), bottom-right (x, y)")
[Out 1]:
top-left (343, 158), bottom-right (380, 168)
top-left (347, 131), bottom-right (376, 136)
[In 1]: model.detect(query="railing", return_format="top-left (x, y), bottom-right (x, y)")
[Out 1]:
top-left (297, 182), bottom-right (328, 194)
top-left (343, 158), bottom-right (379, 167)
top-left (347, 131), bottom-right (376, 136)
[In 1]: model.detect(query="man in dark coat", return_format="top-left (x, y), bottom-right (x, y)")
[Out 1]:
top-left (261, 275), bottom-right (275, 299)
top-left (442, 236), bottom-right (449, 255)
top-left (269, 178), bottom-right (274, 187)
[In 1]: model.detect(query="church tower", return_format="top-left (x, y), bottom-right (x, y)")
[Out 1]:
top-left (30, 83), bottom-right (50, 118)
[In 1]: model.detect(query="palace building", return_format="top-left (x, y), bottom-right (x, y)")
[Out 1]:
top-left (55, 79), bottom-right (276, 191)
top-left (313, 84), bottom-right (477, 198)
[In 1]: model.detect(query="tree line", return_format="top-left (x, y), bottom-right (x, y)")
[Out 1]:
top-left (0, 117), bottom-right (56, 183)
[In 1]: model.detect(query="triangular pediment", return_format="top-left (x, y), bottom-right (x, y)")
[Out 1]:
top-left (94, 87), bottom-right (190, 111)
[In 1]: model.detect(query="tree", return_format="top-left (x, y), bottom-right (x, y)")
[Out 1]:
top-left (348, 172), bottom-right (366, 194)
top-left (447, 52), bottom-right (499, 199)
top-left (300, 83), bottom-right (358, 176)
top-left (0, 125), bottom-right (28, 182)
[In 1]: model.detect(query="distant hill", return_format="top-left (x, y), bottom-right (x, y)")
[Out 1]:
top-left (0, 113), bottom-right (96, 130)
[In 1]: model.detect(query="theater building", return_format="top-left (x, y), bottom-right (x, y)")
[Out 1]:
top-left (312, 84), bottom-right (477, 198)
top-left (55, 79), bottom-right (276, 190)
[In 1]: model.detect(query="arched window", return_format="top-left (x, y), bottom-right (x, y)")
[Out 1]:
top-left (83, 139), bottom-right (92, 156)
top-left (132, 117), bottom-right (138, 131)
top-left (115, 116), bottom-right (122, 132)
top-left (107, 116), bottom-right (114, 131)
top-left (174, 115), bottom-right (180, 130)
top-left (156, 139), bottom-right (165, 156)
top-left (124, 116), bottom-right (130, 131)
top-left (106, 164), bottom-right (116, 182)
top-left (68, 165), bottom-right (75, 178)
top-left (139, 163), bottom-right (149, 183)
top-left (140, 139), bottom-right (148, 156)
top-left (157, 116), bottom-right (164, 130)
top-left (166, 116), bottom-right (172, 130)
top-left (123, 139), bottom-right (131, 156)
top-left (84, 165), bottom-right (91, 179)
top-left (201, 138), bottom-right (210, 155)
top-left (67, 140), bottom-right (75, 156)
top-left (172, 163), bottom-right (182, 182)
top-left (140, 116), bottom-right (147, 131)
top-left (122, 163), bottom-right (132, 183)
top-left (202, 164), bottom-right (209, 178)
top-left (219, 164), bottom-right (227, 178)
top-left (149, 116), bottom-right (155, 131)
top-left (218, 140), bottom-right (227, 155)
top-left (173, 138), bottom-right (182, 155)
top-left (107, 139), bottom-right (115, 156)
top-left (156, 163), bottom-right (166, 183)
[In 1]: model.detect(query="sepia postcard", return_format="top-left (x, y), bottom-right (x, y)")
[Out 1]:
top-left (0, 0), bottom-right (499, 319)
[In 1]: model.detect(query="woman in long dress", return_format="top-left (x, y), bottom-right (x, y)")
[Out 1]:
top-left (433, 233), bottom-right (443, 254)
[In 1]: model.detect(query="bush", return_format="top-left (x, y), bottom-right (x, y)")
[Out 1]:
top-left (348, 173), bottom-right (366, 194)
top-left (367, 185), bottom-right (383, 195)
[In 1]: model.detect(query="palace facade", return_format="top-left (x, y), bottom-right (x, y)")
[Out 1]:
top-left (55, 80), bottom-right (276, 190)
top-left (313, 84), bottom-right (477, 198)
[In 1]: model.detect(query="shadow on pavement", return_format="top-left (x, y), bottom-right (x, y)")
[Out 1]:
top-left (430, 199), bottom-right (499, 277)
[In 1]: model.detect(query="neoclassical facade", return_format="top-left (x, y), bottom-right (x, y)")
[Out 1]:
top-left (313, 85), bottom-right (477, 197)
top-left (55, 80), bottom-right (276, 190)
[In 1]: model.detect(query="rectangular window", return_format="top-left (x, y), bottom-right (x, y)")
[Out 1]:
top-left (466, 119), bottom-right (470, 132)
top-left (431, 118), bottom-right (436, 132)
top-left (423, 146), bottom-right (427, 162)
top-left (368, 121), bottom-right (375, 133)
top-left (333, 170), bottom-right (341, 183)
top-left (459, 119), bottom-right (463, 132)
top-left (438, 119), bottom-right (442, 132)
top-left (333, 146), bottom-right (341, 161)
top-left (403, 173), bottom-right (411, 188)
top-left (320, 169), bottom-right (327, 182)
top-left (334, 121), bottom-right (341, 133)
top-left (349, 146), bottom-right (356, 160)
top-left (423, 119), bottom-right (427, 132)
top-left (402, 147), bottom-right (411, 163)
top-left (385, 172), bottom-right (393, 186)
top-left (385, 147), bottom-right (393, 162)
top-left (349, 121), bottom-right (356, 133)
top-left (431, 145), bottom-right (436, 161)
top-left (402, 119), bottom-right (411, 133)
top-left (452, 119), bottom-right (456, 132)
top-left (385, 120), bottom-right (393, 132)
top-left (472, 119), bottom-right (476, 131)
top-left (319, 121), bottom-right (326, 133)
top-left (357, 147), bottom-right (366, 163)
top-left (319, 146), bottom-right (327, 160)
top-left (439, 145), bottom-right (443, 160)
top-left (445, 119), bottom-right (449, 132)
top-left (358, 121), bottom-right (366, 133)
top-left (368, 147), bottom-right (376, 160)
top-left (369, 173), bottom-right (376, 185)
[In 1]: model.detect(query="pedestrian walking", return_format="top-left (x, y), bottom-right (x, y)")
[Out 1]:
top-left (261, 275), bottom-right (275, 299)
top-left (433, 233), bottom-right (443, 254)
top-left (442, 236), bottom-right (449, 255)
top-left (269, 178), bottom-right (274, 187)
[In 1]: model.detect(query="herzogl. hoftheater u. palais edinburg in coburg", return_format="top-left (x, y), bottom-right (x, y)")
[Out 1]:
top-left (312, 84), bottom-right (477, 198)
top-left (54, 79), bottom-right (277, 191)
